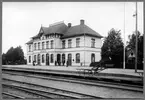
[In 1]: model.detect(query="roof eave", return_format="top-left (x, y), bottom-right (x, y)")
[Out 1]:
top-left (61, 33), bottom-right (103, 39)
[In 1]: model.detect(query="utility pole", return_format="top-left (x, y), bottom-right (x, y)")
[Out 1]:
top-left (135, 1), bottom-right (138, 73)
top-left (123, 2), bottom-right (126, 69)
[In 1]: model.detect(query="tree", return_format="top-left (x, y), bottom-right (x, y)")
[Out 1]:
top-left (101, 28), bottom-right (124, 68)
top-left (126, 31), bottom-right (143, 69)
top-left (2, 46), bottom-right (26, 65)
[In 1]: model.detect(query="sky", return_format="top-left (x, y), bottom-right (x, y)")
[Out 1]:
top-left (2, 2), bottom-right (143, 57)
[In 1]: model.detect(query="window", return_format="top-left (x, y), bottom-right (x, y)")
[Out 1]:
top-left (62, 40), bottom-right (65, 49)
top-left (76, 38), bottom-right (80, 47)
top-left (91, 38), bottom-right (95, 48)
top-left (42, 42), bottom-right (45, 49)
top-left (51, 40), bottom-right (54, 49)
top-left (46, 41), bottom-right (49, 49)
top-left (34, 55), bottom-right (36, 62)
top-left (34, 43), bottom-right (37, 50)
top-left (68, 39), bottom-right (72, 48)
top-left (91, 53), bottom-right (95, 62)
top-left (42, 54), bottom-right (44, 63)
top-left (38, 42), bottom-right (40, 50)
top-left (51, 54), bottom-right (54, 63)
top-left (62, 54), bottom-right (65, 65)
top-left (29, 45), bottom-right (31, 52)
top-left (29, 56), bottom-right (31, 63)
top-left (76, 53), bottom-right (80, 63)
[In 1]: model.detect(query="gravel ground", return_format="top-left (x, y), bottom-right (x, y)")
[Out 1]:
top-left (2, 73), bottom-right (143, 98)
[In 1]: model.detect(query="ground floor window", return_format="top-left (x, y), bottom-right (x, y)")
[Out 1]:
top-left (29, 56), bottom-right (31, 63)
top-left (42, 54), bottom-right (44, 63)
top-left (91, 53), bottom-right (95, 62)
top-left (51, 54), bottom-right (54, 63)
top-left (76, 53), bottom-right (80, 63)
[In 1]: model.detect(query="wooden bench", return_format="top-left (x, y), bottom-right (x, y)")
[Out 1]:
top-left (138, 72), bottom-right (144, 77)
top-left (77, 68), bottom-right (93, 76)
top-left (77, 66), bottom-right (105, 76)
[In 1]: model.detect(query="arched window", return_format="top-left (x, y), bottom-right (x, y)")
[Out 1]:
top-left (51, 54), bottom-right (54, 63)
top-left (42, 54), bottom-right (44, 63)
top-left (76, 53), bottom-right (80, 63)
top-left (91, 53), bottom-right (95, 62)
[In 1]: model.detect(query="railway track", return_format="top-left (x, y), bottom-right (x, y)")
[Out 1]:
top-left (2, 71), bottom-right (143, 92)
top-left (2, 78), bottom-right (102, 99)
top-left (2, 92), bottom-right (25, 99)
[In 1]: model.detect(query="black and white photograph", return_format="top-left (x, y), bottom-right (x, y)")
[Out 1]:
top-left (2, 2), bottom-right (144, 99)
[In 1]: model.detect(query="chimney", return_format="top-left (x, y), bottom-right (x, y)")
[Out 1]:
top-left (68, 23), bottom-right (71, 28)
top-left (80, 19), bottom-right (84, 25)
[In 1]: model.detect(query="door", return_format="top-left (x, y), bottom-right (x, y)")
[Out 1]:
top-left (62, 54), bottom-right (65, 66)
top-left (37, 54), bottom-right (40, 65)
top-left (46, 53), bottom-right (49, 65)
top-left (68, 53), bottom-right (72, 66)
top-left (57, 54), bottom-right (61, 66)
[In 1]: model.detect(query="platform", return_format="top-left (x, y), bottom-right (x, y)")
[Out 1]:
top-left (2, 65), bottom-right (143, 77)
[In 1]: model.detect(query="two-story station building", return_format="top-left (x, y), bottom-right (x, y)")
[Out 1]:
top-left (26, 20), bottom-right (103, 66)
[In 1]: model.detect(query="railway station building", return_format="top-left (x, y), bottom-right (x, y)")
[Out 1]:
top-left (26, 20), bottom-right (103, 66)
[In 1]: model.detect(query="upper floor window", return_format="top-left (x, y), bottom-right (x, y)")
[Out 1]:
top-left (68, 39), bottom-right (72, 48)
top-left (51, 40), bottom-right (54, 49)
top-left (42, 42), bottom-right (45, 49)
top-left (46, 41), bottom-right (49, 49)
top-left (42, 36), bottom-right (45, 40)
top-left (62, 40), bottom-right (65, 49)
top-left (76, 53), bottom-right (80, 63)
top-left (38, 42), bottom-right (40, 50)
top-left (34, 43), bottom-right (37, 50)
top-left (29, 45), bottom-right (31, 52)
top-left (91, 38), bottom-right (95, 48)
top-left (76, 38), bottom-right (80, 47)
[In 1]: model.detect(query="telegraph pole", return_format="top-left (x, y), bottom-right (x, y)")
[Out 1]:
top-left (123, 2), bottom-right (126, 69)
top-left (135, 1), bottom-right (138, 73)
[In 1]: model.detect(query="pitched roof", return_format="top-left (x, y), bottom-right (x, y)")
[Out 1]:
top-left (61, 24), bottom-right (103, 39)
top-left (31, 20), bottom-right (103, 39)
top-left (32, 22), bottom-right (67, 39)
top-left (44, 23), bottom-right (68, 35)
top-left (26, 39), bottom-right (33, 44)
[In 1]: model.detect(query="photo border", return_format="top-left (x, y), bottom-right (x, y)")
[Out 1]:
top-left (1, 0), bottom-right (144, 100)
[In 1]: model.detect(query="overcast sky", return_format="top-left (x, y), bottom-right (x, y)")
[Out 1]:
top-left (2, 2), bottom-right (143, 56)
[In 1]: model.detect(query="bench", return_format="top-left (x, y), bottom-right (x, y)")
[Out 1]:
top-left (138, 72), bottom-right (144, 77)
top-left (77, 66), bottom-right (105, 76)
